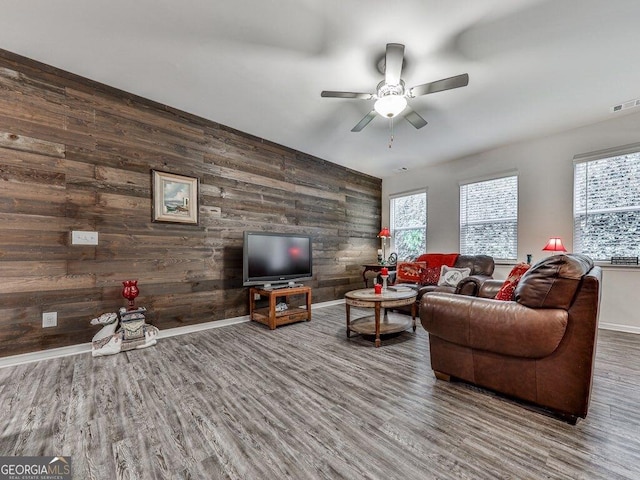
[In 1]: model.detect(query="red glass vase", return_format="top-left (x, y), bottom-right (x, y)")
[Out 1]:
top-left (122, 280), bottom-right (139, 310)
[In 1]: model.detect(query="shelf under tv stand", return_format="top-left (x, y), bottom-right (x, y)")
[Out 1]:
top-left (249, 285), bottom-right (312, 330)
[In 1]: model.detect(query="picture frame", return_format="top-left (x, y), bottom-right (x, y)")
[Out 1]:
top-left (151, 170), bottom-right (199, 225)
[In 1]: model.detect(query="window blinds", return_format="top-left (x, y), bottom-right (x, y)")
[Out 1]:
top-left (574, 148), bottom-right (640, 261)
top-left (390, 190), bottom-right (427, 260)
top-left (460, 175), bottom-right (518, 261)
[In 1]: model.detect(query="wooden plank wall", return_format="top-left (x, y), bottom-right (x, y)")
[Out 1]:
top-left (0, 50), bottom-right (381, 358)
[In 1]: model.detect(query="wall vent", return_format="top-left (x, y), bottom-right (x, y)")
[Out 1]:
top-left (611, 98), bottom-right (640, 113)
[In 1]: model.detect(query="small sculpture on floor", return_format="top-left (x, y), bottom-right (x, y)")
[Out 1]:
top-left (90, 306), bottom-right (159, 357)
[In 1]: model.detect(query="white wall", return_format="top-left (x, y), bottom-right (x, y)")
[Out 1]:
top-left (382, 110), bottom-right (640, 333)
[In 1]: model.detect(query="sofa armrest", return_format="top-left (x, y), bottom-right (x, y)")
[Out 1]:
top-left (477, 279), bottom-right (505, 299)
top-left (420, 293), bottom-right (568, 358)
top-left (455, 274), bottom-right (492, 296)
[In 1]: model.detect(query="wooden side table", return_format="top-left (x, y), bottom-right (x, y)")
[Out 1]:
top-left (249, 285), bottom-right (312, 330)
top-left (344, 288), bottom-right (417, 347)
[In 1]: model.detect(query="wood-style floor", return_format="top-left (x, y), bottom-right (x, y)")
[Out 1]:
top-left (2, 304), bottom-right (640, 479)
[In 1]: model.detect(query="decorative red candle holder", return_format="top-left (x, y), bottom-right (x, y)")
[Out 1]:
top-left (122, 280), bottom-right (139, 310)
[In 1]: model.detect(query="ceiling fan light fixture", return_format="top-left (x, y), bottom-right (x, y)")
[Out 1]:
top-left (321, 43), bottom-right (468, 134)
top-left (374, 94), bottom-right (407, 118)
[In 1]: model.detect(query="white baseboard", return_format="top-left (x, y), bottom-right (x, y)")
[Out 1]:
top-left (0, 343), bottom-right (94, 369)
top-left (598, 322), bottom-right (640, 335)
top-left (158, 315), bottom-right (250, 339)
top-left (0, 300), bottom-right (345, 369)
top-left (313, 299), bottom-right (345, 307)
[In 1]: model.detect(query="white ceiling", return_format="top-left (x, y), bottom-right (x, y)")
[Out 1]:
top-left (1, 0), bottom-right (640, 178)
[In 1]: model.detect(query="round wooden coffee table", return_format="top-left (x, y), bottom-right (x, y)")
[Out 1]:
top-left (344, 288), bottom-right (418, 347)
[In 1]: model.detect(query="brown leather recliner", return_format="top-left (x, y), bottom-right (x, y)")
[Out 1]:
top-left (420, 253), bottom-right (601, 423)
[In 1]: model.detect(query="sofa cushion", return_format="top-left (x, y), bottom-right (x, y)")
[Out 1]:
top-left (421, 293), bottom-right (569, 358)
top-left (455, 254), bottom-right (496, 277)
top-left (515, 254), bottom-right (594, 309)
top-left (495, 262), bottom-right (531, 301)
top-left (437, 266), bottom-right (471, 287)
top-left (396, 261), bottom-right (426, 283)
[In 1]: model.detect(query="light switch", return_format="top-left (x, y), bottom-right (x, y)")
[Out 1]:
top-left (42, 312), bottom-right (57, 328)
top-left (71, 231), bottom-right (99, 245)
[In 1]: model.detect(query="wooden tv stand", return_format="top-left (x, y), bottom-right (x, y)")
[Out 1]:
top-left (249, 285), bottom-right (312, 330)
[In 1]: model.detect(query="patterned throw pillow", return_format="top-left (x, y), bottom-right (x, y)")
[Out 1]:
top-left (396, 261), bottom-right (427, 283)
top-left (437, 265), bottom-right (471, 287)
top-left (495, 262), bottom-right (531, 301)
top-left (421, 267), bottom-right (441, 285)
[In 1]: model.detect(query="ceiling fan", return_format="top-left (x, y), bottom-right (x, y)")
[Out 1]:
top-left (321, 43), bottom-right (469, 132)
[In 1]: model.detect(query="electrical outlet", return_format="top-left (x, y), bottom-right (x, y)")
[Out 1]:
top-left (71, 230), bottom-right (99, 245)
top-left (42, 312), bottom-right (57, 328)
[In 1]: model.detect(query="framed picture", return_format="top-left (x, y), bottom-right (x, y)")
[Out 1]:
top-left (151, 170), bottom-right (199, 224)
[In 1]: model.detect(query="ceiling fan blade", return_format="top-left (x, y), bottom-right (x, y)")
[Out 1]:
top-left (321, 91), bottom-right (373, 99)
top-left (409, 73), bottom-right (469, 97)
top-left (351, 110), bottom-right (377, 132)
top-left (384, 43), bottom-right (405, 86)
top-left (404, 108), bottom-right (428, 129)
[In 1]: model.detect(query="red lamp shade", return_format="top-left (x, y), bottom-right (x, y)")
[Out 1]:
top-left (378, 227), bottom-right (391, 238)
top-left (542, 237), bottom-right (567, 253)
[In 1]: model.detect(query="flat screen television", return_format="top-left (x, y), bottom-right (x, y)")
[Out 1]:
top-left (242, 231), bottom-right (313, 287)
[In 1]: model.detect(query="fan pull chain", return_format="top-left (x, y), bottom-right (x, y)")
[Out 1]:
top-left (388, 117), bottom-right (394, 148)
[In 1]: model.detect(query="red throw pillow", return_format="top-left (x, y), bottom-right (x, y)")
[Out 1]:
top-left (495, 263), bottom-right (531, 301)
top-left (421, 267), bottom-right (441, 285)
top-left (396, 262), bottom-right (427, 283)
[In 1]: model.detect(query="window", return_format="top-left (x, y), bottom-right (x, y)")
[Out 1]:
top-left (574, 147), bottom-right (640, 261)
top-left (460, 175), bottom-right (518, 261)
top-left (390, 190), bottom-right (427, 261)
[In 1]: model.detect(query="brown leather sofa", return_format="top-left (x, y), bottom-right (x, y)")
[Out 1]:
top-left (420, 253), bottom-right (601, 423)
top-left (393, 254), bottom-right (495, 314)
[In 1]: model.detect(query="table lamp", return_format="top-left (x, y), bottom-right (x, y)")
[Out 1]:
top-left (542, 237), bottom-right (567, 255)
top-left (378, 227), bottom-right (391, 264)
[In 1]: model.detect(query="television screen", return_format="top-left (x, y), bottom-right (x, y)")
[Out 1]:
top-left (243, 232), bottom-right (313, 287)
